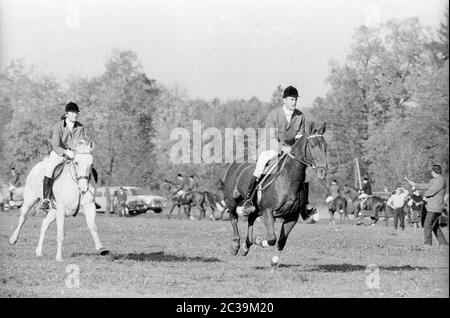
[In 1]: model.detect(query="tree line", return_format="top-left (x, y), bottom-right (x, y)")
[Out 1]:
top-left (311, 11), bottom-right (449, 190)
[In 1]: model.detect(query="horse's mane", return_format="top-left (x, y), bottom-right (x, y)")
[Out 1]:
top-left (72, 139), bottom-right (92, 154)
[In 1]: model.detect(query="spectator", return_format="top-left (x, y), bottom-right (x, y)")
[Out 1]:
top-left (406, 164), bottom-right (448, 249)
top-left (408, 189), bottom-right (426, 231)
top-left (117, 187), bottom-right (128, 216)
top-left (325, 179), bottom-right (340, 210)
top-left (387, 186), bottom-right (409, 234)
top-left (8, 167), bottom-right (21, 202)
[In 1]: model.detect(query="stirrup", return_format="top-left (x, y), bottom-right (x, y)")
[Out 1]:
top-left (41, 199), bottom-right (51, 210)
top-left (242, 200), bottom-right (256, 216)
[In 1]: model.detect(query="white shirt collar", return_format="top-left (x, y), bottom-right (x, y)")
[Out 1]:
top-left (283, 105), bottom-right (294, 122)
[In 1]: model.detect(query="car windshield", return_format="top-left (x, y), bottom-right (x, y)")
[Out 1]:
top-left (129, 188), bottom-right (150, 196)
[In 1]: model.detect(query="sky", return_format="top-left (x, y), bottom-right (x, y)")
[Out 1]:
top-left (0, 0), bottom-right (447, 107)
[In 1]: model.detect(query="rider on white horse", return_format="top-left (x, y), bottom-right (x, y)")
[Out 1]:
top-left (41, 102), bottom-right (91, 211)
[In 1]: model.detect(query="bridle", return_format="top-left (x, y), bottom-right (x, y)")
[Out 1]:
top-left (257, 134), bottom-right (327, 192)
top-left (67, 151), bottom-right (93, 194)
top-left (287, 134), bottom-right (327, 170)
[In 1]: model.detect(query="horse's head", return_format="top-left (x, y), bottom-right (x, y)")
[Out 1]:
top-left (72, 139), bottom-right (94, 194)
top-left (298, 122), bottom-right (327, 180)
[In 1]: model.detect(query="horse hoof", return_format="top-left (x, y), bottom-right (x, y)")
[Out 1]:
top-left (9, 238), bottom-right (17, 245)
top-left (56, 257), bottom-right (64, 262)
top-left (270, 256), bottom-right (280, 269)
top-left (97, 248), bottom-right (110, 256)
top-left (255, 235), bottom-right (263, 246)
top-left (230, 245), bottom-right (240, 256)
top-left (240, 243), bottom-right (249, 256)
top-left (35, 250), bottom-right (43, 257)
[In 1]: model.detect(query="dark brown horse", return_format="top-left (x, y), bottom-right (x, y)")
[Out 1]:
top-left (162, 179), bottom-right (213, 220)
top-left (204, 191), bottom-right (229, 220)
top-left (223, 122), bottom-right (327, 267)
top-left (328, 195), bottom-right (349, 224)
top-left (342, 184), bottom-right (390, 226)
top-left (181, 191), bottom-right (209, 220)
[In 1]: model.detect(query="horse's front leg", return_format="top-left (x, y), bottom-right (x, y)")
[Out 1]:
top-left (35, 209), bottom-right (56, 257)
top-left (241, 212), bottom-right (259, 256)
top-left (84, 202), bottom-right (107, 254)
top-left (273, 216), bottom-right (299, 268)
top-left (229, 205), bottom-right (241, 255)
top-left (55, 204), bottom-right (65, 262)
top-left (255, 208), bottom-right (277, 248)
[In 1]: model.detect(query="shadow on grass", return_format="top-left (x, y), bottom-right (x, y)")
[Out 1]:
top-left (306, 264), bottom-right (430, 272)
top-left (71, 251), bottom-right (222, 263)
top-left (253, 263), bottom-right (432, 272)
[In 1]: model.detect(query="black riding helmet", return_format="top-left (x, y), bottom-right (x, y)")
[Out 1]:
top-left (65, 102), bottom-right (80, 113)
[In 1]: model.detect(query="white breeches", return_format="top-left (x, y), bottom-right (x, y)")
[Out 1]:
top-left (326, 196), bottom-right (334, 204)
top-left (44, 151), bottom-right (64, 178)
top-left (253, 149), bottom-right (278, 178)
top-left (358, 193), bottom-right (369, 200)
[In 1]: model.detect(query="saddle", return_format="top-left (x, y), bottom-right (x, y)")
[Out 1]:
top-left (234, 153), bottom-right (289, 205)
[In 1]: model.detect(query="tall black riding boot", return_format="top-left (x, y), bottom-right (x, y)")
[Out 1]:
top-left (242, 176), bottom-right (258, 216)
top-left (304, 182), bottom-right (317, 218)
top-left (40, 176), bottom-right (52, 210)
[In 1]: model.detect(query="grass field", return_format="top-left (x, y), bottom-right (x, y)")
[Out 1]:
top-left (0, 207), bottom-right (448, 298)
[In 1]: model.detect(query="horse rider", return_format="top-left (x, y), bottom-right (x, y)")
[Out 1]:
top-left (358, 176), bottom-right (372, 210)
top-left (326, 179), bottom-right (340, 211)
top-left (241, 85), bottom-right (310, 216)
top-left (40, 102), bottom-right (99, 211)
top-left (173, 173), bottom-right (188, 203)
top-left (188, 175), bottom-right (198, 192)
top-left (8, 167), bottom-right (21, 202)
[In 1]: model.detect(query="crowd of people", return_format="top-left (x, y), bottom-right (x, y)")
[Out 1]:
top-left (325, 164), bottom-right (448, 250)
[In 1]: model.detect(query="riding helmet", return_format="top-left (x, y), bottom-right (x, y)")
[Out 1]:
top-left (65, 102), bottom-right (80, 113)
top-left (283, 86), bottom-right (299, 98)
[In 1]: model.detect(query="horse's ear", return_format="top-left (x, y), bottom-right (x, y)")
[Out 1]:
top-left (317, 122), bottom-right (327, 135)
top-left (307, 121), bottom-right (316, 135)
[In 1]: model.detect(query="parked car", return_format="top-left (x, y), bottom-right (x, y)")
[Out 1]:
top-left (95, 186), bottom-right (167, 215)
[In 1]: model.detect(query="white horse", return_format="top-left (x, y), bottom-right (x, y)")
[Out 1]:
top-left (9, 140), bottom-right (108, 262)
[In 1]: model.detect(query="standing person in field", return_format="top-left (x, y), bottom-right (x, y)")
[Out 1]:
top-left (117, 186), bottom-right (128, 216)
top-left (387, 185), bottom-right (409, 234)
top-left (325, 179), bottom-right (341, 211)
top-left (406, 165), bottom-right (448, 249)
top-left (408, 189), bottom-right (426, 231)
top-left (8, 167), bottom-right (21, 202)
